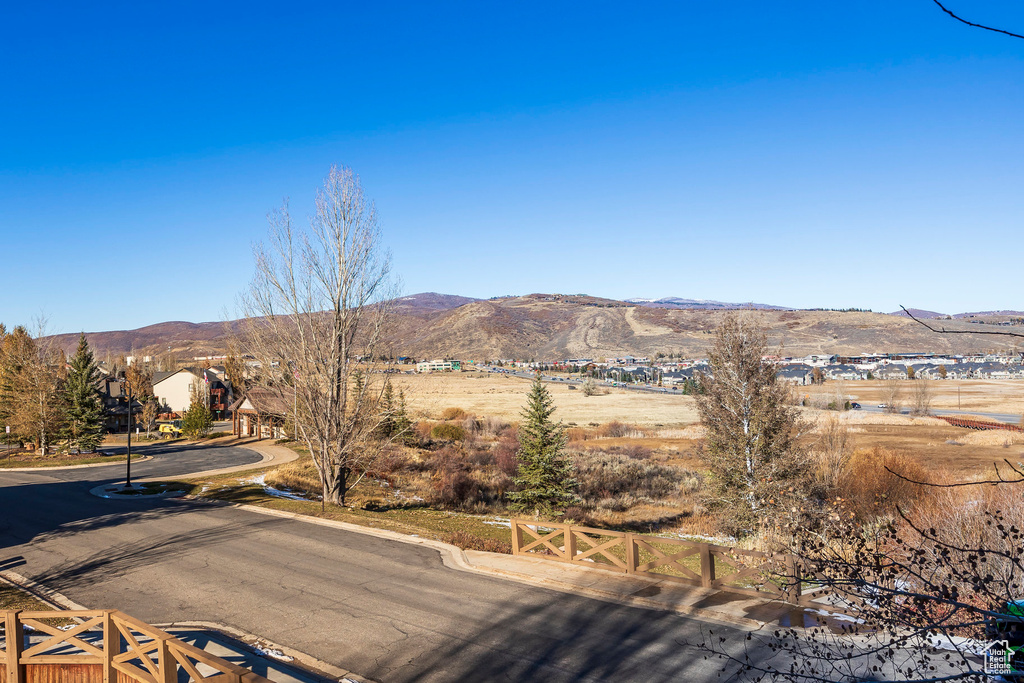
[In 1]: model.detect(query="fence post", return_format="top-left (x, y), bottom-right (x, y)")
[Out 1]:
top-left (5, 611), bottom-right (24, 683)
top-left (156, 636), bottom-right (176, 683)
top-left (785, 555), bottom-right (801, 604)
top-left (564, 524), bottom-right (576, 562)
top-left (625, 534), bottom-right (636, 574)
top-left (102, 610), bottom-right (120, 683)
top-left (510, 520), bottom-right (522, 556)
top-left (699, 544), bottom-right (715, 589)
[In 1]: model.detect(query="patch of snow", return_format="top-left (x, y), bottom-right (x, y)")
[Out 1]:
top-left (247, 472), bottom-right (309, 501)
top-left (927, 634), bottom-right (988, 655)
top-left (264, 486), bottom-right (308, 501)
top-left (806, 608), bottom-right (863, 624)
top-left (255, 646), bottom-right (294, 662)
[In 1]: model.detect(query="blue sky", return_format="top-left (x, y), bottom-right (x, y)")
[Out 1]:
top-left (2, 1), bottom-right (1023, 333)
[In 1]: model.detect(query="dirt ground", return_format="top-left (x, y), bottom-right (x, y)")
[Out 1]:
top-left (390, 370), bottom-right (698, 426)
top-left (799, 379), bottom-right (1024, 416)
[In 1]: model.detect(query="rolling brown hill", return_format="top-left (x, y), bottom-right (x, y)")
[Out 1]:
top-left (48, 292), bottom-right (1021, 362)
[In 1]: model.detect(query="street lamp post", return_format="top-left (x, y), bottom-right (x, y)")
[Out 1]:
top-left (120, 378), bottom-right (133, 488)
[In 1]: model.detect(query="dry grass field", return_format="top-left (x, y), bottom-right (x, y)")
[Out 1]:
top-left (799, 379), bottom-right (1024, 416)
top-left (390, 370), bottom-right (699, 426)
top-left (389, 371), bottom-right (1024, 478)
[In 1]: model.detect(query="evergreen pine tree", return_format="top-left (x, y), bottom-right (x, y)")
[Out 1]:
top-left (181, 375), bottom-right (213, 438)
top-left (181, 398), bottom-right (213, 439)
top-left (508, 376), bottom-right (578, 516)
top-left (63, 334), bottom-right (104, 452)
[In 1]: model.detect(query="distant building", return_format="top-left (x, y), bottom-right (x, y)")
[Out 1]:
top-left (417, 359), bottom-right (461, 373)
top-left (777, 364), bottom-right (815, 385)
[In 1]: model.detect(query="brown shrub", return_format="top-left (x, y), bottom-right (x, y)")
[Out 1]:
top-left (441, 407), bottom-right (467, 421)
top-left (461, 415), bottom-right (483, 435)
top-left (367, 447), bottom-right (410, 485)
top-left (492, 429), bottom-right (519, 477)
top-left (839, 447), bottom-right (928, 523)
top-left (440, 530), bottom-right (512, 554)
top-left (566, 427), bottom-right (591, 442)
top-left (482, 416), bottom-right (511, 435)
top-left (572, 450), bottom-right (699, 506)
top-left (414, 421), bottom-right (434, 441)
top-left (619, 444), bottom-right (652, 460)
top-left (431, 423), bottom-right (466, 441)
top-left (596, 421), bottom-right (645, 438)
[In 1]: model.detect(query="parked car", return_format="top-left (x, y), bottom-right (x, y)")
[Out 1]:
top-left (850, 402), bottom-right (861, 409)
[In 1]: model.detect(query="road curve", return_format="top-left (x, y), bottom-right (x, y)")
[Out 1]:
top-left (0, 444), bottom-right (753, 682)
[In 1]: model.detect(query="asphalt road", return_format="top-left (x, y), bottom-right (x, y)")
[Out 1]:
top-left (0, 443), bottom-right (755, 683)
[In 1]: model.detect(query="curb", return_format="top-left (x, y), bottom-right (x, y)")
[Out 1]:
top-left (0, 455), bottom-right (153, 473)
top-left (136, 442), bottom-right (298, 483)
top-left (220, 501), bottom-right (770, 631)
top-left (0, 570), bottom-right (88, 610)
top-left (157, 620), bottom-right (377, 683)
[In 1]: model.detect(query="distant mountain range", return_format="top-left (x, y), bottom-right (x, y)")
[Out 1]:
top-left (626, 297), bottom-right (792, 311)
top-left (891, 308), bottom-right (1024, 319)
top-left (45, 292), bottom-right (1022, 362)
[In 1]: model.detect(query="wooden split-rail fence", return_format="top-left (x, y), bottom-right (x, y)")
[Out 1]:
top-left (1, 609), bottom-right (272, 683)
top-left (511, 519), bottom-right (834, 607)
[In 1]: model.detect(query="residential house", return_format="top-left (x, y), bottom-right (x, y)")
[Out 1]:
top-left (153, 367), bottom-right (233, 418)
top-left (823, 364), bottom-right (867, 381)
top-left (97, 376), bottom-right (143, 433)
top-left (777, 364), bottom-right (815, 385)
top-left (874, 364), bottom-right (910, 380)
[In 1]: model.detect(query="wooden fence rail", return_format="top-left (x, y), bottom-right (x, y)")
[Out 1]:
top-left (0, 609), bottom-right (271, 683)
top-left (511, 519), bottom-right (833, 608)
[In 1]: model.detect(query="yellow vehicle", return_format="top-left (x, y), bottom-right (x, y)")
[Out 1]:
top-left (157, 420), bottom-right (182, 438)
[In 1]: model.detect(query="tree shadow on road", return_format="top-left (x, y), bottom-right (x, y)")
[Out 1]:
top-left (364, 580), bottom-right (761, 683)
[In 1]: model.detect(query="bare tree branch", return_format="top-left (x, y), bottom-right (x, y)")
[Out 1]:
top-left (932, 0), bottom-right (1024, 40)
top-left (900, 305), bottom-right (1024, 339)
top-left (885, 458), bottom-right (1024, 488)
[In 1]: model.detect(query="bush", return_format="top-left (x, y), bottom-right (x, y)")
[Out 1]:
top-left (839, 447), bottom-right (928, 523)
top-left (461, 415), bottom-right (482, 435)
top-left (493, 432), bottom-right (519, 477)
top-left (430, 423), bottom-right (467, 441)
top-left (566, 427), bottom-right (591, 442)
top-left (596, 421), bottom-right (639, 438)
top-left (482, 416), bottom-right (511, 435)
top-left (441, 407), bottom-right (467, 421)
top-left (572, 450), bottom-right (699, 506)
top-left (428, 447), bottom-right (482, 508)
top-left (367, 447), bottom-right (410, 485)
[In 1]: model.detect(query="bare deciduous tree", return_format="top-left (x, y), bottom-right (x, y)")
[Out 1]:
top-left (910, 378), bottom-right (932, 416)
top-left (695, 314), bottom-right (809, 537)
top-left (813, 413), bottom-right (851, 492)
top-left (883, 378), bottom-right (903, 414)
top-left (240, 165), bottom-right (398, 507)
